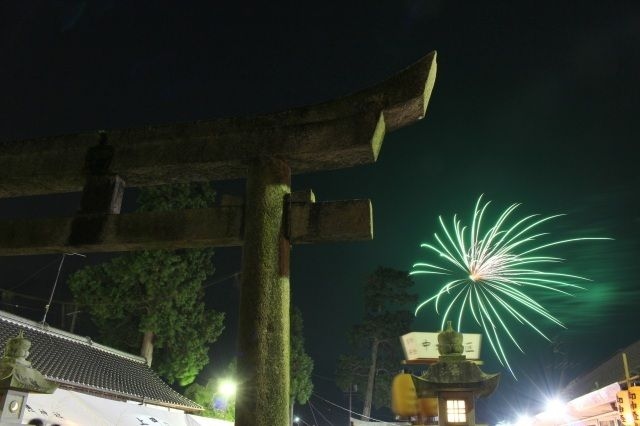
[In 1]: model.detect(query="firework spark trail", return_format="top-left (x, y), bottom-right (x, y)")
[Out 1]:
top-left (411, 196), bottom-right (611, 377)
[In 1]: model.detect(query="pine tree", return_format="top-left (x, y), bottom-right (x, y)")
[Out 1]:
top-left (68, 183), bottom-right (225, 385)
top-left (336, 267), bottom-right (416, 419)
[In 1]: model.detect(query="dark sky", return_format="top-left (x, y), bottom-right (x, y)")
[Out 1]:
top-left (1, 1), bottom-right (639, 424)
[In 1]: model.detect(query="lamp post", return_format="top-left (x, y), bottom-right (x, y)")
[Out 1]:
top-left (346, 383), bottom-right (357, 426)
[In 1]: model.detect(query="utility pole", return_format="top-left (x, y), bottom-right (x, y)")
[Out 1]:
top-left (347, 383), bottom-right (357, 426)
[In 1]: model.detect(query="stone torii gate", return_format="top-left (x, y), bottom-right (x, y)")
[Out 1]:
top-left (0, 51), bottom-right (437, 425)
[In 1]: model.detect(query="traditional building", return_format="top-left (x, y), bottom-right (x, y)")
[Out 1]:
top-left (531, 340), bottom-right (640, 425)
top-left (0, 310), bottom-right (231, 425)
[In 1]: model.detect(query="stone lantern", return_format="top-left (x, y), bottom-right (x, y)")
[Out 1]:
top-left (0, 331), bottom-right (57, 424)
top-left (411, 322), bottom-right (499, 425)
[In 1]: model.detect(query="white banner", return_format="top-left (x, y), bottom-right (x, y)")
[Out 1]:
top-left (400, 332), bottom-right (482, 360)
top-left (23, 388), bottom-right (234, 426)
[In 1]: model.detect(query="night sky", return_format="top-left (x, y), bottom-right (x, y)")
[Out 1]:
top-left (1, 1), bottom-right (639, 424)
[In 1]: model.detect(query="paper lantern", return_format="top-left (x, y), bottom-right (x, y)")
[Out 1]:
top-left (628, 386), bottom-right (640, 424)
top-left (418, 397), bottom-right (439, 417)
top-left (617, 390), bottom-right (635, 426)
top-left (391, 373), bottom-right (418, 416)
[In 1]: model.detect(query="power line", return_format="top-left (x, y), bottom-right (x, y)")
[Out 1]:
top-left (203, 271), bottom-right (241, 289)
top-left (295, 416), bottom-right (313, 426)
top-left (0, 301), bottom-right (41, 312)
top-left (8, 257), bottom-right (62, 290)
top-left (312, 373), bottom-right (338, 382)
top-left (0, 288), bottom-right (68, 305)
top-left (1, 267), bottom-right (239, 318)
top-left (308, 398), bottom-right (320, 426)
top-left (312, 393), bottom-right (399, 425)
top-left (3, 271), bottom-right (238, 307)
top-left (309, 399), bottom-right (334, 426)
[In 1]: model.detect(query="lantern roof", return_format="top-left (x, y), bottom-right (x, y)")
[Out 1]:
top-left (412, 324), bottom-right (500, 398)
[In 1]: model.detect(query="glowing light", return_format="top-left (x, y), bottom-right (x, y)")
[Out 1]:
top-left (545, 398), bottom-right (564, 414)
top-left (412, 196), bottom-right (610, 375)
top-left (218, 379), bottom-right (237, 397)
top-left (515, 414), bottom-right (533, 426)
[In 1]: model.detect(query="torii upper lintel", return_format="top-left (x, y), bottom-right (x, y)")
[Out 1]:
top-left (0, 51), bottom-right (436, 198)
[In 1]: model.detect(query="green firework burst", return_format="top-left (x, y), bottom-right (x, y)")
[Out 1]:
top-left (411, 196), bottom-right (610, 376)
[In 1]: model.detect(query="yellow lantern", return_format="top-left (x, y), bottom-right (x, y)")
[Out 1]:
top-left (391, 373), bottom-right (418, 416)
top-left (418, 397), bottom-right (439, 417)
top-left (628, 386), bottom-right (640, 424)
top-left (617, 390), bottom-right (635, 426)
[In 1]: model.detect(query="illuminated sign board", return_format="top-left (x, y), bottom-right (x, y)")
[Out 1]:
top-left (400, 332), bottom-right (482, 361)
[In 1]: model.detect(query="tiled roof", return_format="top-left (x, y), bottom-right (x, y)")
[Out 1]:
top-left (562, 339), bottom-right (640, 400)
top-left (0, 310), bottom-right (201, 412)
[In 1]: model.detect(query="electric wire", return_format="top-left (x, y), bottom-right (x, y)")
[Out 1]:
top-left (295, 416), bottom-right (313, 426)
top-left (308, 399), bottom-right (334, 426)
top-left (308, 398), bottom-right (320, 426)
top-left (0, 289), bottom-right (67, 305)
top-left (203, 271), bottom-right (241, 289)
top-left (1, 269), bottom-right (239, 311)
top-left (312, 373), bottom-right (337, 382)
top-left (0, 301), bottom-right (40, 312)
top-left (8, 257), bottom-right (62, 290)
top-left (312, 392), bottom-right (399, 425)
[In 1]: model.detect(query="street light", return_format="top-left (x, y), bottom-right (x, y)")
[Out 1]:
top-left (545, 397), bottom-right (564, 414)
top-left (543, 397), bottom-right (565, 426)
top-left (294, 415), bottom-right (313, 426)
top-left (218, 379), bottom-right (237, 398)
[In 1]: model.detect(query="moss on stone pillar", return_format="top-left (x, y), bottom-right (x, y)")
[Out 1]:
top-left (236, 156), bottom-right (291, 426)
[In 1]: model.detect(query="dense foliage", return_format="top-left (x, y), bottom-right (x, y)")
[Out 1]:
top-left (68, 183), bottom-right (225, 385)
top-left (290, 307), bottom-right (314, 421)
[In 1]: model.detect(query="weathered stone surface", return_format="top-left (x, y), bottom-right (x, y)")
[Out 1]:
top-left (0, 111), bottom-right (385, 198)
top-left (414, 361), bottom-right (500, 396)
top-left (0, 332), bottom-right (57, 394)
top-left (236, 157), bottom-right (291, 426)
top-left (0, 208), bottom-right (244, 255)
top-left (0, 51), bottom-right (436, 198)
top-left (0, 199), bottom-right (373, 255)
top-left (78, 175), bottom-right (125, 213)
top-left (411, 324), bottom-right (500, 399)
top-left (289, 189), bottom-right (316, 203)
top-left (437, 321), bottom-right (465, 356)
top-left (288, 199), bottom-right (372, 243)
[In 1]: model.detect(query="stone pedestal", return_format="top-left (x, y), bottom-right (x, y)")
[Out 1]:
top-left (0, 389), bottom-right (27, 424)
top-left (412, 323), bottom-right (499, 426)
top-left (0, 332), bottom-right (57, 424)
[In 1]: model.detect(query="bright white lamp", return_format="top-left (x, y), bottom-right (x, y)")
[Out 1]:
top-left (218, 379), bottom-right (237, 398)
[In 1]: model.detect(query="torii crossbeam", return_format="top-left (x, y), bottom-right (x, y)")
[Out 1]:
top-left (0, 51), bottom-right (437, 426)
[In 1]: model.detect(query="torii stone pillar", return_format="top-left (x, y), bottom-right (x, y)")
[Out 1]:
top-left (0, 51), bottom-right (437, 426)
top-left (237, 156), bottom-right (292, 426)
